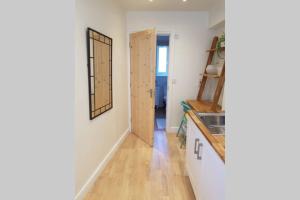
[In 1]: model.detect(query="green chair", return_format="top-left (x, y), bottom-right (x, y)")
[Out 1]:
top-left (177, 101), bottom-right (191, 148)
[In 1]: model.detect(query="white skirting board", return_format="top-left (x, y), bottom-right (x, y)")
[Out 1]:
top-left (75, 128), bottom-right (130, 200)
top-left (167, 126), bottom-right (179, 133)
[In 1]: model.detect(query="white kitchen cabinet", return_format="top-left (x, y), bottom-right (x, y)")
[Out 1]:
top-left (186, 115), bottom-right (225, 200)
top-left (186, 117), bottom-right (201, 198)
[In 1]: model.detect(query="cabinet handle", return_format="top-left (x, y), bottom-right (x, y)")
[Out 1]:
top-left (194, 138), bottom-right (199, 154)
top-left (197, 143), bottom-right (203, 160)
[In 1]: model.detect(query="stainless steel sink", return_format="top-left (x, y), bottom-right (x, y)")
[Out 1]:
top-left (193, 111), bottom-right (225, 135)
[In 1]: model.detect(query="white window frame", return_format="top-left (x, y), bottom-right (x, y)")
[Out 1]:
top-left (156, 45), bottom-right (169, 77)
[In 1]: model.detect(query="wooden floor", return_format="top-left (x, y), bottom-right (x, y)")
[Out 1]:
top-left (84, 131), bottom-right (195, 200)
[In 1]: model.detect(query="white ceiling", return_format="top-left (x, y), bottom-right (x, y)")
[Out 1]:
top-left (117, 0), bottom-right (214, 11)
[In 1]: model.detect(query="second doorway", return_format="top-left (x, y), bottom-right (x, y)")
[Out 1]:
top-left (155, 35), bottom-right (170, 131)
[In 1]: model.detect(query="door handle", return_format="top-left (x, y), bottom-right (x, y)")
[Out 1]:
top-left (148, 89), bottom-right (153, 98)
top-left (197, 143), bottom-right (203, 160)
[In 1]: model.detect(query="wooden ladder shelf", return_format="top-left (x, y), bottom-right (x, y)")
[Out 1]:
top-left (196, 36), bottom-right (225, 112)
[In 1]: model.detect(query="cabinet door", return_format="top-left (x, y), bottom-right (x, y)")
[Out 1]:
top-left (186, 118), bottom-right (192, 173)
top-left (198, 130), bottom-right (225, 200)
top-left (192, 129), bottom-right (204, 200)
top-left (186, 116), bottom-right (203, 200)
top-left (186, 117), bottom-right (196, 186)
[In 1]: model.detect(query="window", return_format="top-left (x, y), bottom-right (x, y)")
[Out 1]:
top-left (156, 46), bottom-right (169, 76)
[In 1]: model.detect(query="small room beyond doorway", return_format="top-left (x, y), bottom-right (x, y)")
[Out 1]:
top-left (155, 35), bottom-right (169, 131)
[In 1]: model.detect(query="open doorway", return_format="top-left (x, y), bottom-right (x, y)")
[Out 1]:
top-left (155, 35), bottom-right (169, 131)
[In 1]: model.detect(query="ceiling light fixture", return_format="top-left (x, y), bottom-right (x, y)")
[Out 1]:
top-left (182, 0), bottom-right (187, 2)
top-left (149, 0), bottom-right (153, 2)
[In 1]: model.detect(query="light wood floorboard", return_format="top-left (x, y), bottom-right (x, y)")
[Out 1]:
top-left (84, 131), bottom-right (195, 200)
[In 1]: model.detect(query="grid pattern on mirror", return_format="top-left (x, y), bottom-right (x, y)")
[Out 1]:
top-left (87, 28), bottom-right (113, 120)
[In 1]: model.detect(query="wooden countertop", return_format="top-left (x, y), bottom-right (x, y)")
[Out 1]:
top-left (186, 100), bottom-right (223, 113)
top-left (187, 110), bottom-right (225, 162)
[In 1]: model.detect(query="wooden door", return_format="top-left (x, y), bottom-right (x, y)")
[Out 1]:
top-left (130, 29), bottom-right (156, 146)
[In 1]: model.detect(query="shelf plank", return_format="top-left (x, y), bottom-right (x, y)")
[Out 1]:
top-left (206, 47), bottom-right (225, 52)
top-left (203, 73), bottom-right (220, 78)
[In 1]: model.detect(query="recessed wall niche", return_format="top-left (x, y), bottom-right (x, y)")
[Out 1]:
top-left (87, 28), bottom-right (112, 120)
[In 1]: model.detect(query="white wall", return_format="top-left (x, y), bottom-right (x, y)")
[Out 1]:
top-left (75, 0), bottom-right (129, 198)
top-left (127, 11), bottom-right (213, 132)
top-left (209, 0), bottom-right (225, 28)
top-left (212, 22), bottom-right (225, 36)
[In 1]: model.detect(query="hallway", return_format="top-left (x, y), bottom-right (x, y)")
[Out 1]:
top-left (155, 107), bottom-right (166, 131)
top-left (84, 131), bottom-right (195, 200)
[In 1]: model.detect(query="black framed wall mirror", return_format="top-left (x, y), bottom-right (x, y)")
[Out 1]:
top-left (87, 28), bottom-right (113, 120)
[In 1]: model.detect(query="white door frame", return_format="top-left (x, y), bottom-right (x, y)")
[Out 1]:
top-left (156, 31), bottom-right (174, 133)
